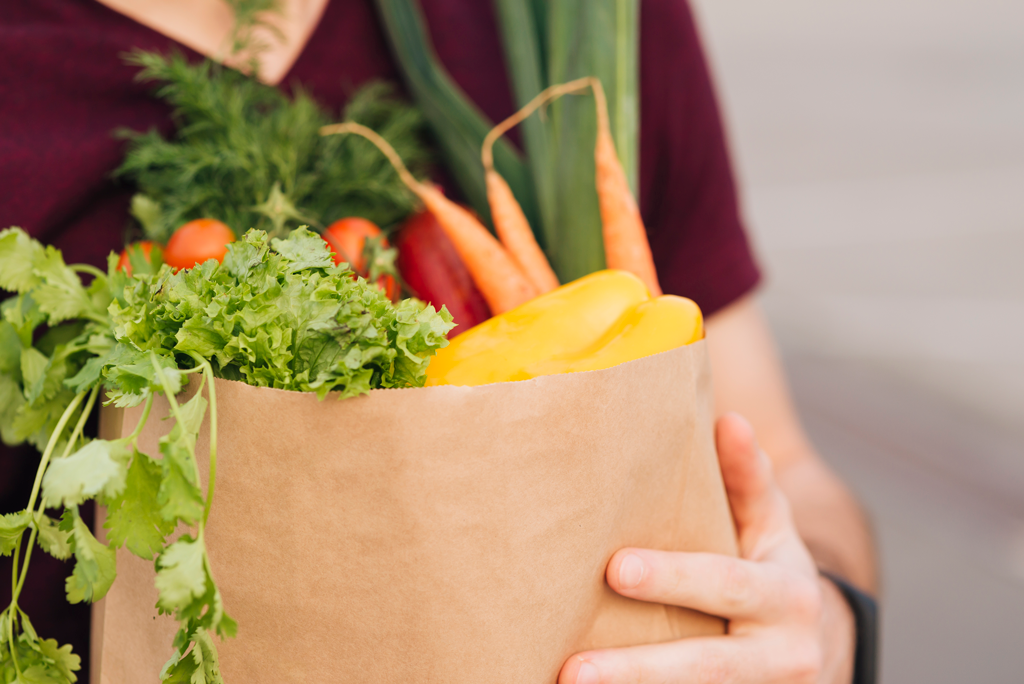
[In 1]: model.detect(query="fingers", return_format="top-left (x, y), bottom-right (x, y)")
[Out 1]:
top-left (606, 548), bottom-right (821, 623)
top-left (558, 635), bottom-right (822, 684)
top-left (716, 413), bottom-right (793, 551)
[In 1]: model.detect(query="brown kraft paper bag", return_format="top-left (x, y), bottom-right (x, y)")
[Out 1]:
top-left (92, 339), bottom-right (737, 683)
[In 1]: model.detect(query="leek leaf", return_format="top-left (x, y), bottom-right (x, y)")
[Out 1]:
top-left (374, 0), bottom-right (539, 232)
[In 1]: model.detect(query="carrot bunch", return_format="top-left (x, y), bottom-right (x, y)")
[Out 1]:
top-left (320, 76), bottom-right (660, 314)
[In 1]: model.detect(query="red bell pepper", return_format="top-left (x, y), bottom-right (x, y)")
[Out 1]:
top-left (395, 210), bottom-right (491, 337)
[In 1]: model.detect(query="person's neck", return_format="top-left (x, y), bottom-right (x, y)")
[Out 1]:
top-left (95, 0), bottom-right (330, 85)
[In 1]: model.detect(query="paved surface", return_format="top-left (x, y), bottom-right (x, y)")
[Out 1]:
top-left (689, 0), bottom-right (1024, 680)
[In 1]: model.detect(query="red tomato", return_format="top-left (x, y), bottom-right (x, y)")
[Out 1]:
top-left (322, 217), bottom-right (381, 272)
top-left (163, 219), bottom-right (236, 271)
top-left (322, 218), bottom-right (399, 300)
top-left (116, 241), bottom-right (159, 277)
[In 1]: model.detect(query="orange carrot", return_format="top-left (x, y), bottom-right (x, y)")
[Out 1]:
top-left (320, 122), bottom-right (537, 314)
top-left (481, 87), bottom-right (586, 295)
top-left (589, 79), bottom-right (662, 295)
top-left (483, 170), bottom-right (559, 294)
top-left (483, 78), bottom-right (662, 296)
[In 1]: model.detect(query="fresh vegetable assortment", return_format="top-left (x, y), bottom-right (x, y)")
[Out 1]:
top-left (1, 8), bottom-right (699, 678)
top-left (0, 227), bottom-right (453, 683)
top-left (321, 75), bottom-right (661, 314)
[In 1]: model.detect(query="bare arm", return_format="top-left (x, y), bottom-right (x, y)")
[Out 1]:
top-left (704, 295), bottom-right (877, 593)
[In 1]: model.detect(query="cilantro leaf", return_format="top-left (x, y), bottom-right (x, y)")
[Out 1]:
top-left (0, 510), bottom-right (31, 556)
top-left (0, 373), bottom-right (26, 446)
top-left (9, 388), bottom-right (79, 452)
top-left (156, 391), bottom-right (208, 526)
top-left (0, 227), bottom-right (44, 293)
top-left (33, 513), bottom-right (72, 561)
top-left (30, 247), bottom-right (94, 324)
top-left (0, 320), bottom-right (21, 376)
top-left (42, 439), bottom-right (131, 508)
top-left (105, 449), bottom-right (175, 560)
top-left (35, 637), bottom-right (82, 684)
top-left (1, 623), bottom-right (83, 684)
top-left (106, 359), bottom-right (182, 399)
top-left (159, 628), bottom-right (224, 684)
top-left (65, 510), bottom-right (117, 604)
top-left (155, 536), bottom-right (207, 613)
top-left (2, 293), bottom-right (46, 348)
top-left (20, 347), bottom-right (50, 404)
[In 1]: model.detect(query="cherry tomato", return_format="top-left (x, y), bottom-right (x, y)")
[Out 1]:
top-left (322, 217), bottom-right (381, 272)
top-left (163, 219), bottom-right (236, 271)
top-left (116, 241), bottom-right (160, 277)
top-left (322, 218), bottom-right (399, 300)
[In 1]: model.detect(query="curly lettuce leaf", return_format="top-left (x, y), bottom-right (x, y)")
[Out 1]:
top-left (113, 228), bottom-right (454, 398)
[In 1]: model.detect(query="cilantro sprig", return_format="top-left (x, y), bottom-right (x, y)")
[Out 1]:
top-left (0, 227), bottom-right (454, 683)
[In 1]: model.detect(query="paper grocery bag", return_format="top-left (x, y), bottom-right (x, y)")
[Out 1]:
top-left (93, 340), bottom-right (737, 683)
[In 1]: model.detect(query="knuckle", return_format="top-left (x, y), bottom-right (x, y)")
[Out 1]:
top-left (786, 640), bottom-right (823, 683)
top-left (719, 561), bottom-right (756, 613)
top-left (787, 576), bottom-right (823, 622)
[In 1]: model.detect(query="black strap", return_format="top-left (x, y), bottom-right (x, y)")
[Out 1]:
top-left (822, 572), bottom-right (878, 684)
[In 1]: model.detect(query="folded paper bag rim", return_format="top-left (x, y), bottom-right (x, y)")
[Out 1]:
top-left (93, 339), bottom-right (737, 684)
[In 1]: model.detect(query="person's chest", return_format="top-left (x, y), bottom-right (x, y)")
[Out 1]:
top-left (92, 0), bottom-right (331, 85)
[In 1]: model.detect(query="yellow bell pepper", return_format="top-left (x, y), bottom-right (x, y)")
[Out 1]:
top-left (426, 270), bottom-right (649, 386)
top-left (425, 270), bottom-right (703, 387)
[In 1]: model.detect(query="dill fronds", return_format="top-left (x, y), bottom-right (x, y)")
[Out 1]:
top-left (116, 51), bottom-right (430, 241)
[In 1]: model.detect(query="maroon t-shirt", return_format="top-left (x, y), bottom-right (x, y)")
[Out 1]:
top-left (0, 0), bottom-right (760, 678)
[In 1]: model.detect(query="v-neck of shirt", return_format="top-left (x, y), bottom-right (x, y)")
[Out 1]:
top-left (91, 0), bottom-right (329, 86)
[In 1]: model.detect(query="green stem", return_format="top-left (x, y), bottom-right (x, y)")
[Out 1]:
top-left (199, 361), bottom-right (217, 527)
top-left (12, 527), bottom-right (40, 603)
top-left (150, 354), bottom-right (206, 524)
top-left (126, 393), bottom-right (155, 443)
top-left (71, 264), bottom-right (107, 280)
top-left (13, 385), bottom-right (100, 602)
top-left (9, 533), bottom-right (20, 599)
top-left (6, 610), bottom-right (23, 680)
top-left (60, 385), bottom-right (100, 460)
top-left (23, 390), bottom-right (88, 530)
top-left (84, 312), bottom-right (111, 326)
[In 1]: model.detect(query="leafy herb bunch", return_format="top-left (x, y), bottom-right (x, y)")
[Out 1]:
top-left (0, 227), bottom-right (453, 683)
top-left (118, 51), bottom-right (431, 242)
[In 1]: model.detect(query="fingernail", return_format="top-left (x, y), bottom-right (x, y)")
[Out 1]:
top-left (575, 661), bottom-right (600, 684)
top-left (618, 553), bottom-right (645, 589)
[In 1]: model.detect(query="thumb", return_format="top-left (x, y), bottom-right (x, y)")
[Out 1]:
top-left (716, 413), bottom-right (792, 556)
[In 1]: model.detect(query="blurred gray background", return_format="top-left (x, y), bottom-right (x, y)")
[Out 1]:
top-left (689, 0), bottom-right (1024, 681)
